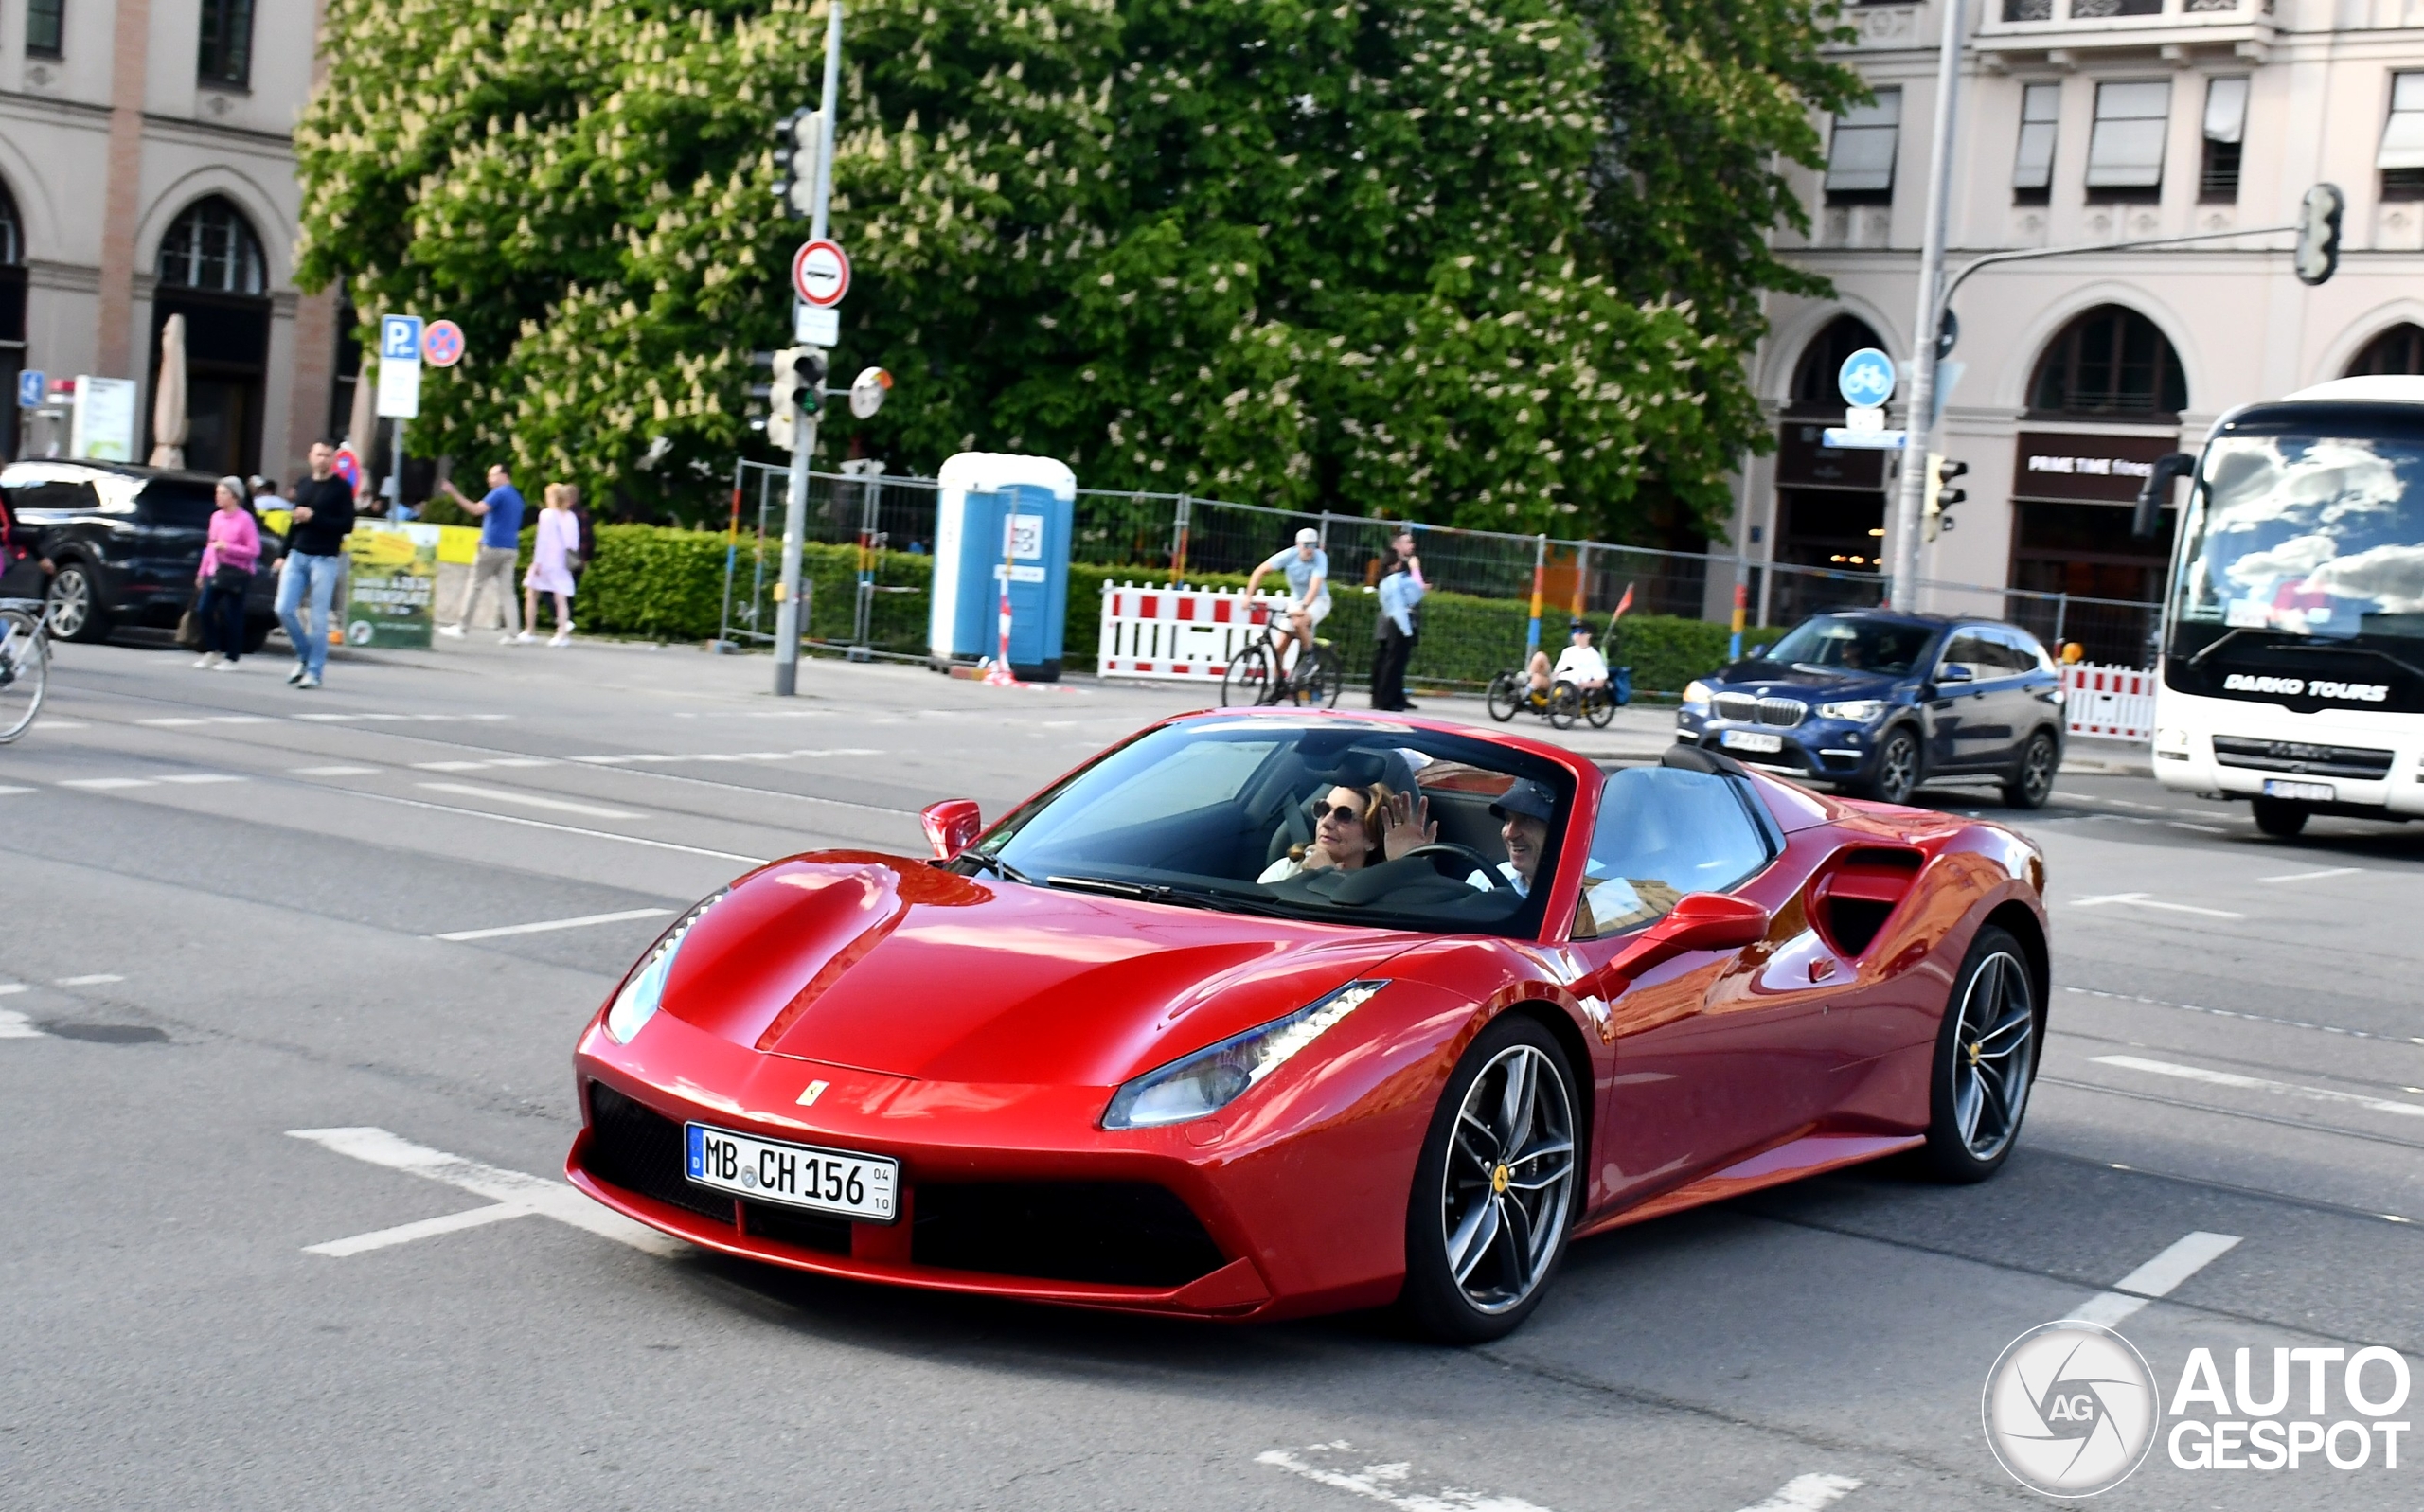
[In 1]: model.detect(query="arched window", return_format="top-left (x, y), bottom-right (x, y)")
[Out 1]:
top-left (1789, 314), bottom-right (1889, 412)
top-left (2344, 323), bottom-right (2424, 377)
top-left (2029, 304), bottom-right (2186, 417)
top-left (156, 196), bottom-right (265, 295)
top-left (0, 181), bottom-right (20, 264)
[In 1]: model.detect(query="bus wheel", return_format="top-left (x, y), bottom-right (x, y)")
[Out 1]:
top-left (2251, 797), bottom-right (2308, 838)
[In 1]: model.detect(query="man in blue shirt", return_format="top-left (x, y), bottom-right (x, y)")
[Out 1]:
top-left (1243, 527), bottom-right (1330, 685)
top-left (1370, 526), bottom-right (1425, 711)
top-left (437, 462), bottom-right (526, 640)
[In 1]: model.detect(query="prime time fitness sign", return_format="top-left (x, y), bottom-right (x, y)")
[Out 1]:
top-left (2011, 431), bottom-right (2183, 504)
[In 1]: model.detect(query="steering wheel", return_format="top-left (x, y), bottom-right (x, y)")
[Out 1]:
top-left (1397, 842), bottom-right (1505, 888)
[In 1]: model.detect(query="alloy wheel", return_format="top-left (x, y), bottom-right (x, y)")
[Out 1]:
top-left (1440, 1042), bottom-right (1577, 1314)
top-left (46, 567), bottom-right (91, 640)
top-left (2009, 734), bottom-right (2056, 807)
top-left (1950, 950), bottom-right (2035, 1161)
top-left (1874, 730), bottom-right (1918, 804)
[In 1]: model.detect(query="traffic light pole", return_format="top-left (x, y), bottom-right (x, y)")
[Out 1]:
top-left (773, 0), bottom-right (844, 697)
top-left (1886, 0), bottom-right (1965, 613)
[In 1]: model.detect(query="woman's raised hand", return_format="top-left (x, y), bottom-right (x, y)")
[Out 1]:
top-left (1380, 790), bottom-right (1435, 861)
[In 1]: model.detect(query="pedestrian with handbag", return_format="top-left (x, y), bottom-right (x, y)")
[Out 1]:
top-left (1369, 526), bottom-right (1425, 711)
top-left (192, 478), bottom-right (260, 671)
top-left (515, 483), bottom-right (580, 646)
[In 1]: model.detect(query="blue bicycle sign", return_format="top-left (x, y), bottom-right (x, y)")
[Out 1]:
top-left (1837, 347), bottom-right (1896, 409)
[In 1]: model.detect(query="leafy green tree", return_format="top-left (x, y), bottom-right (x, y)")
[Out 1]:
top-left (297, 0), bottom-right (1856, 538)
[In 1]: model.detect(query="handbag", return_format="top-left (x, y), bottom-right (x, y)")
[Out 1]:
top-left (175, 602), bottom-right (203, 649)
top-left (211, 563), bottom-right (252, 593)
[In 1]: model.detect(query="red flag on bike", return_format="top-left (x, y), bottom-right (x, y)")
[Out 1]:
top-left (1611, 584), bottom-right (1634, 619)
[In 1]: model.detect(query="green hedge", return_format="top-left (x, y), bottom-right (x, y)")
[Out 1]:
top-left (544, 523), bottom-right (1784, 692)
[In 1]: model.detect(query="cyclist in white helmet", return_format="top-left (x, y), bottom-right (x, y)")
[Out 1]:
top-left (1244, 527), bottom-right (1330, 685)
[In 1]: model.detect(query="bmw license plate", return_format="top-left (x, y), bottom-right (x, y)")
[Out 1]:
top-left (685, 1123), bottom-right (898, 1222)
top-left (1720, 729), bottom-right (1784, 755)
top-left (2262, 778), bottom-right (2335, 803)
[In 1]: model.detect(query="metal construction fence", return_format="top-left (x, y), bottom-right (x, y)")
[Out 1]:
top-left (712, 461), bottom-right (2163, 676)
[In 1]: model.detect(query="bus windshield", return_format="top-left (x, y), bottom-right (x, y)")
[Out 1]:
top-left (2170, 433), bottom-right (2424, 649)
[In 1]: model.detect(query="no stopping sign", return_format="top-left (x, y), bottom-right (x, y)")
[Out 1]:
top-left (792, 240), bottom-right (850, 308)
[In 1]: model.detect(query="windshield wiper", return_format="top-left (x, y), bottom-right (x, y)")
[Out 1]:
top-left (1044, 875), bottom-right (1307, 918)
top-left (962, 850), bottom-right (1037, 885)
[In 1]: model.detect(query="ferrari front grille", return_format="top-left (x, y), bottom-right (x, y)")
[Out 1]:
top-left (913, 1182), bottom-right (1225, 1288)
top-left (581, 1080), bottom-right (734, 1225)
top-left (740, 1201), bottom-right (853, 1255)
top-left (1712, 693), bottom-right (1808, 727)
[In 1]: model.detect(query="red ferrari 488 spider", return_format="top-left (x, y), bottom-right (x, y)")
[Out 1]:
top-left (568, 710), bottom-right (2047, 1341)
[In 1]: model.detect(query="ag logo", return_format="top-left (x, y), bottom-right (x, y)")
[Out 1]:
top-left (1983, 1321), bottom-right (2159, 1497)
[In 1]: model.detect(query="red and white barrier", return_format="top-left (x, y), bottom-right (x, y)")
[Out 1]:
top-left (2063, 663), bottom-right (2155, 740)
top-left (1098, 581), bottom-right (1291, 681)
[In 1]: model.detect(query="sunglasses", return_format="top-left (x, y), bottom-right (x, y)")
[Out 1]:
top-left (1315, 803), bottom-right (1364, 824)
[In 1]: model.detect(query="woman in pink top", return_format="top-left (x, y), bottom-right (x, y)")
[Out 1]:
top-left (518, 482), bottom-right (580, 647)
top-left (194, 477), bottom-right (261, 670)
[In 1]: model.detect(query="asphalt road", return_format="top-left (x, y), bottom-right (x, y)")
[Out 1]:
top-left (4, 633), bottom-right (2418, 1511)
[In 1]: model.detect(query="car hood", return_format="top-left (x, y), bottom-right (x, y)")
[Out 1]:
top-left (1715, 662), bottom-right (1905, 702)
top-left (651, 852), bottom-right (1418, 1086)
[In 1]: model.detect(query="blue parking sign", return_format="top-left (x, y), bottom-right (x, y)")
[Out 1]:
top-left (15, 369), bottom-right (42, 409)
top-left (1837, 347), bottom-right (1896, 408)
top-left (381, 314), bottom-right (424, 363)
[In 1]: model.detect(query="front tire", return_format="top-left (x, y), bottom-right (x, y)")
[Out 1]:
top-left (1399, 1016), bottom-right (1579, 1343)
top-left (1858, 725), bottom-right (1922, 806)
top-left (1547, 682), bottom-right (1581, 730)
top-left (2252, 797), bottom-right (2308, 838)
top-left (1485, 671), bottom-right (1524, 722)
top-left (45, 560), bottom-right (111, 643)
top-left (1919, 926), bottom-right (2039, 1183)
top-left (1584, 686), bottom-right (1615, 728)
top-left (1221, 643), bottom-right (1273, 707)
top-left (2002, 730), bottom-right (2058, 809)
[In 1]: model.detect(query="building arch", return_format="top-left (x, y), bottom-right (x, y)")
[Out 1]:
top-left (145, 192), bottom-right (278, 477)
top-left (0, 174), bottom-right (25, 459)
top-left (1784, 313), bottom-right (1894, 415)
top-left (1993, 283), bottom-right (2202, 420)
top-left (2312, 302), bottom-right (2424, 384)
top-left (1763, 298), bottom-right (1902, 406)
top-left (134, 169), bottom-right (293, 290)
top-left (2025, 302), bottom-right (2188, 419)
top-left (2343, 322), bottom-right (2424, 378)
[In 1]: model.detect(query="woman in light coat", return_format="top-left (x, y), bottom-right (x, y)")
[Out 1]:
top-left (518, 483), bottom-right (580, 646)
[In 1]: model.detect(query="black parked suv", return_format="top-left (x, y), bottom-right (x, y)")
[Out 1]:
top-left (1673, 611), bottom-right (2067, 808)
top-left (0, 460), bottom-right (284, 649)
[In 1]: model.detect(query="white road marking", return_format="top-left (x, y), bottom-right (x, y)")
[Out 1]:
top-left (2166, 820), bottom-right (2229, 834)
top-left (303, 1201), bottom-right (534, 1257)
top-left (2064, 986), bottom-right (2424, 1046)
top-left (292, 765), bottom-right (378, 775)
top-left (55, 974), bottom-right (122, 986)
top-left (1735, 1475), bottom-right (1864, 1512)
top-left (293, 712), bottom-right (510, 722)
top-left (412, 757), bottom-right (554, 772)
top-left (156, 773), bottom-right (245, 784)
top-left (0, 983), bottom-right (26, 995)
top-left (59, 777), bottom-right (152, 790)
top-left (0, 1007), bottom-right (43, 1038)
top-left (2068, 892), bottom-right (2244, 918)
top-left (432, 907), bottom-right (674, 942)
top-left (1256, 1446), bottom-right (1558, 1511)
top-left (569, 748), bottom-right (882, 765)
top-left (34, 719), bottom-right (87, 728)
top-left (287, 1127), bottom-right (685, 1256)
top-left (135, 715), bottom-right (276, 726)
top-left (2260, 866), bottom-right (2362, 883)
top-left (415, 782), bottom-right (643, 820)
top-left (2070, 1231), bottom-right (2242, 1326)
top-left (0, 785), bottom-right (34, 795)
top-left (314, 784), bottom-right (765, 863)
top-left (2091, 1054), bottom-right (2424, 1120)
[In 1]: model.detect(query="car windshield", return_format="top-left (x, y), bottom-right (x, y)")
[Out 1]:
top-left (2171, 433), bottom-right (2424, 646)
top-left (964, 719), bottom-right (1575, 937)
top-left (1760, 615), bottom-right (1934, 675)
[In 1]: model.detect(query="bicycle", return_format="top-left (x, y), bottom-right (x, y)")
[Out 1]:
top-left (0, 596), bottom-right (52, 744)
top-left (1485, 670), bottom-right (1626, 731)
top-left (1221, 605), bottom-right (1342, 709)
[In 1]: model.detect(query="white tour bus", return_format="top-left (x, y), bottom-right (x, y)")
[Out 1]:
top-left (2151, 375), bottom-right (2424, 837)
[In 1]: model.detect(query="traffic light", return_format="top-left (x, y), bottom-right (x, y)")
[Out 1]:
top-left (2295, 183), bottom-right (2344, 286)
top-left (762, 347), bottom-right (828, 451)
top-left (771, 109), bottom-right (822, 221)
top-left (1925, 455), bottom-right (1967, 543)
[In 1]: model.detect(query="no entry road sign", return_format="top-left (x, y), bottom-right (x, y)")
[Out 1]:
top-left (792, 240), bottom-right (850, 308)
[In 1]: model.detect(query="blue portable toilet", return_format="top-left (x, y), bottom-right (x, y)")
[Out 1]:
top-left (927, 453), bottom-right (1077, 680)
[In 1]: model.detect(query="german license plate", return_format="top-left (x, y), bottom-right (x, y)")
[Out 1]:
top-left (1720, 729), bottom-right (1784, 754)
top-left (2262, 778), bottom-right (2334, 803)
top-left (685, 1123), bottom-right (898, 1222)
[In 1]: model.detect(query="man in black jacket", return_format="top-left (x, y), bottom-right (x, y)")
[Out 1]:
top-left (277, 441), bottom-right (355, 689)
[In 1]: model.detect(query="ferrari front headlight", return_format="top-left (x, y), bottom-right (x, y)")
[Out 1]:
top-left (1682, 680), bottom-right (1714, 716)
top-left (1101, 980), bottom-right (1389, 1130)
top-left (602, 889), bottom-right (728, 1044)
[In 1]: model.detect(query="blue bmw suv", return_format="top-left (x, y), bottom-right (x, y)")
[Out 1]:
top-left (1673, 612), bottom-right (2066, 808)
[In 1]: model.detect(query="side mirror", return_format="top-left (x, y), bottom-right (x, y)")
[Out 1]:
top-left (919, 799), bottom-right (983, 860)
top-left (1748, 643), bottom-right (1768, 660)
top-left (1934, 663), bottom-right (1973, 685)
top-left (1582, 893), bottom-right (1770, 999)
top-left (2133, 452), bottom-right (2196, 540)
